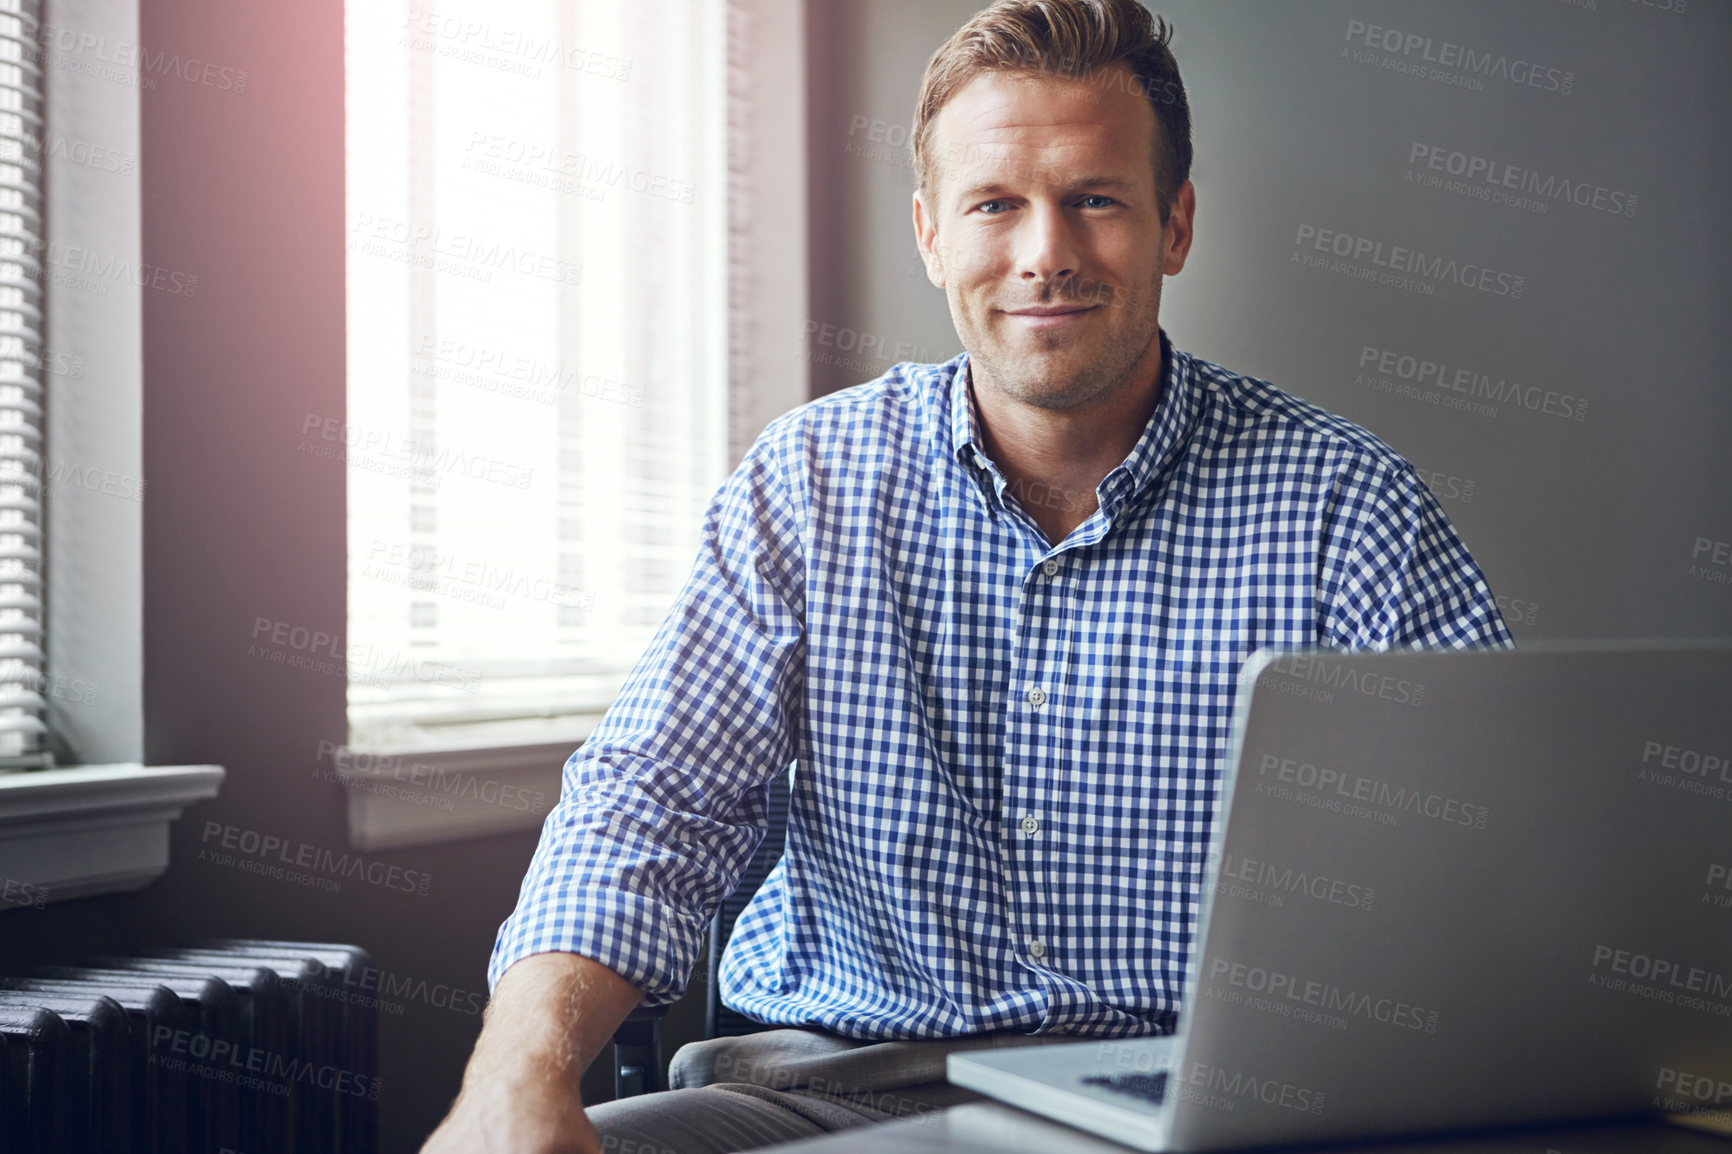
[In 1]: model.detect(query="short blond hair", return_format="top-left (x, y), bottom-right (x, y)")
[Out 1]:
top-left (913, 0), bottom-right (1191, 218)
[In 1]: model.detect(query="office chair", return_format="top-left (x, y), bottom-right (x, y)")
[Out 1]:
top-left (611, 770), bottom-right (793, 1098)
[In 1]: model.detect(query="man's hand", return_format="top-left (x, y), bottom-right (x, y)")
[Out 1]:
top-left (420, 1076), bottom-right (602, 1154)
top-left (421, 951), bottom-right (645, 1154)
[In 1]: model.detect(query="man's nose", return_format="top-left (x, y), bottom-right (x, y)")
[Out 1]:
top-left (1016, 202), bottom-right (1079, 286)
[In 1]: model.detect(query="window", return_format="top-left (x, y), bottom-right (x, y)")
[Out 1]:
top-left (0, 0), bottom-right (221, 907)
top-left (344, 0), bottom-right (730, 757)
top-left (337, 0), bottom-right (805, 848)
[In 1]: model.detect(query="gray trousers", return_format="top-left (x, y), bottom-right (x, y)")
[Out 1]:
top-left (587, 1027), bottom-right (1079, 1154)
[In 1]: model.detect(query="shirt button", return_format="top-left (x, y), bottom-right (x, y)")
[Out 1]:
top-left (1028, 938), bottom-right (1047, 959)
top-left (1020, 814), bottom-right (1040, 835)
top-left (1041, 559), bottom-right (1060, 577)
top-left (1026, 687), bottom-right (1047, 708)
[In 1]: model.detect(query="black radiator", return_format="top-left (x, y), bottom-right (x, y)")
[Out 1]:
top-left (0, 938), bottom-right (378, 1154)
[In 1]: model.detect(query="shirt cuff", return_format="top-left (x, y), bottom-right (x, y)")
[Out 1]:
top-left (488, 884), bottom-right (710, 1005)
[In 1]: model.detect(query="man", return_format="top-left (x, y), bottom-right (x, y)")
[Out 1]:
top-left (424, 2), bottom-right (1510, 1151)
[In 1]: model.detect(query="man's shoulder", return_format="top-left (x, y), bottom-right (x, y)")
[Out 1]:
top-left (1182, 349), bottom-right (1415, 483)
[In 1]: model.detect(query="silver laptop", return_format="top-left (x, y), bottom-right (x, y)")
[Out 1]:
top-left (949, 642), bottom-right (1732, 1151)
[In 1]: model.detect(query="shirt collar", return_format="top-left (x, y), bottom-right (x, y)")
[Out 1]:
top-left (1097, 330), bottom-right (1205, 521)
top-left (937, 330), bottom-right (1204, 524)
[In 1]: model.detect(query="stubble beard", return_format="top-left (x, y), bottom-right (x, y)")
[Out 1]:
top-left (963, 275), bottom-right (1165, 413)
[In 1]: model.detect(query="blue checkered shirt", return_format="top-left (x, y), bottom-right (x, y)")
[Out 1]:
top-left (490, 333), bottom-right (1512, 1039)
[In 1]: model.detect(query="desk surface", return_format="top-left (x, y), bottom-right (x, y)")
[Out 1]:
top-left (766, 1102), bottom-right (1732, 1154)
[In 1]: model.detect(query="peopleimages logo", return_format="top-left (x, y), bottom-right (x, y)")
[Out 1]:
top-left (1589, 945), bottom-right (1732, 1017)
top-left (1176, 1063), bottom-right (1326, 1115)
top-left (1413, 467), bottom-right (1475, 506)
top-left (149, 1027), bottom-right (380, 1099)
top-left (1259, 654), bottom-right (1424, 706)
top-left (1090, 1043), bottom-right (1327, 1115)
top-left (1215, 853), bottom-right (1376, 911)
top-left (1690, 537), bottom-right (1731, 588)
top-left (414, 336), bottom-right (644, 408)
top-left (1343, 19), bottom-right (1575, 94)
top-left (1207, 957), bottom-right (1441, 1033)
top-left (1643, 741), bottom-right (1730, 781)
top-left (348, 211), bottom-right (584, 285)
top-left (329, 962), bottom-right (486, 1017)
top-left (40, 240), bottom-right (198, 297)
top-left (1639, 739), bottom-right (1732, 803)
top-left (1256, 755), bottom-right (1490, 830)
top-left (1705, 863), bottom-right (1732, 911)
top-left (316, 740), bottom-right (550, 816)
top-left (1407, 143), bottom-right (1638, 218)
top-left (401, 9), bottom-right (633, 81)
top-left (1357, 346), bottom-right (1588, 422)
top-left (359, 539), bottom-right (595, 613)
top-left (1293, 225), bottom-right (1525, 298)
top-left (0, 876), bottom-right (49, 910)
top-left (298, 414), bottom-right (535, 491)
top-left (801, 320), bottom-right (929, 366)
top-left (34, 24), bottom-right (250, 92)
top-left (461, 132), bottom-right (694, 205)
top-left (200, 820), bottom-right (433, 897)
top-left (1656, 1067), bottom-right (1732, 1112)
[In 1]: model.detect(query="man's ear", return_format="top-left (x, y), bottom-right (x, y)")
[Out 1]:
top-left (1161, 180), bottom-right (1196, 277)
top-left (912, 189), bottom-right (945, 288)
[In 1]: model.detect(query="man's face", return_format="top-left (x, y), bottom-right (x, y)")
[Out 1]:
top-left (914, 65), bottom-right (1194, 412)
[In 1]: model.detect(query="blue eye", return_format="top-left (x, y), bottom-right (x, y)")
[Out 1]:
top-left (1081, 195), bottom-right (1116, 209)
top-left (976, 199), bottom-right (1010, 214)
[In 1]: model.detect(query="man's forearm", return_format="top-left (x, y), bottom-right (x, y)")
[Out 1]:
top-left (469, 951), bottom-right (642, 1090)
top-left (423, 951), bottom-right (644, 1154)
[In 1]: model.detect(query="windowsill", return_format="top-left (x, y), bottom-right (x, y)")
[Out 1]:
top-left (332, 741), bottom-right (571, 851)
top-left (0, 764), bottom-right (225, 907)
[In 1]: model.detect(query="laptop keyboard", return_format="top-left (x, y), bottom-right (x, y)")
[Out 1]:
top-left (1082, 1072), bottom-right (1168, 1104)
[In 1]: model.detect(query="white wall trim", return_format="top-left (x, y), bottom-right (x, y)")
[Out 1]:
top-left (42, 0), bottom-right (145, 763)
top-left (0, 764), bottom-right (224, 907)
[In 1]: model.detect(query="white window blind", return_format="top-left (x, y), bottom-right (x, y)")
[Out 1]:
top-left (0, 0), bottom-right (47, 770)
top-left (345, 0), bottom-right (728, 755)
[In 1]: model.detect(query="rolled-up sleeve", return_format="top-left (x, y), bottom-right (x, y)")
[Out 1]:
top-left (487, 424), bottom-right (808, 1002)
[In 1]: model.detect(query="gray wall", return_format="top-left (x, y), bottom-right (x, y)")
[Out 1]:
top-left (807, 1), bottom-right (973, 398)
top-left (807, 0), bottom-right (1732, 642)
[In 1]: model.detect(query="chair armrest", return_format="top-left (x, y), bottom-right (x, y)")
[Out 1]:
top-left (611, 1004), bottom-right (669, 1099)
